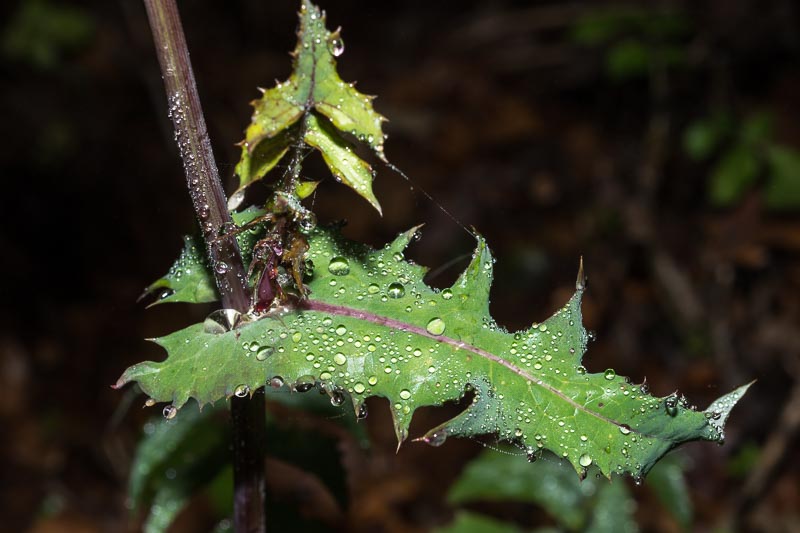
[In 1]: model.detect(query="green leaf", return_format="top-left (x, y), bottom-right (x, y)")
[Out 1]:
top-left (435, 511), bottom-right (525, 533)
top-left (448, 449), bottom-right (636, 532)
top-left (764, 145), bottom-right (800, 210)
top-left (683, 113), bottom-right (732, 162)
top-left (646, 453), bottom-right (692, 530)
top-left (140, 207), bottom-right (266, 306)
top-left (128, 404), bottom-right (229, 533)
top-left (708, 145), bottom-right (760, 207)
top-left (606, 39), bottom-right (650, 80)
top-left (119, 226), bottom-right (748, 479)
top-left (303, 113), bottom-right (380, 213)
top-left (236, 0), bottom-right (385, 212)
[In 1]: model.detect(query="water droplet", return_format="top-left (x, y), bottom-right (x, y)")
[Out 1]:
top-left (576, 366), bottom-right (587, 375)
top-left (215, 261), bottom-right (230, 274)
top-left (234, 384), bottom-right (250, 398)
top-left (335, 325), bottom-right (347, 335)
top-left (270, 376), bottom-right (284, 388)
top-left (514, 428), bottom-right (523, 437)
top-left (619, 424), bottom-right (632, 435)
top-left (144, 398), bottom-right (156, 407)
top-left (354, 382), bottom-right (366, 394)
top-left (367, 283), bottom-right (380, 294)
top-left (384, 366), bottom-right (392, 374)
top-left (392, 251), bottom-right (404, 262)
top-left (579, 454), bottom-right (593, 467)
top-left (328, 36), bottom-right (345, 57)
top-left (298, 212), bottom-right (317, 233)
top-left (441, 288), bottom-right (453, 300)
top-left (665, 396), bottom-right (678, 417)
top-left (356, 403), bottom-right (368, 420)
top-left (328, 256), bottom-right (350, 276)
top-left (330, 390), bottom-right (345, 406)
top-left (203, 309), bottom-right (244, 334)
top-left (604, 369), bottom-right (616, 380)
top-left (294, 375), bottom-right (316, 392)
top-left (256, 346), bottom-right (274, 361)
top-left (368, 376), bottom-right (378, 385)
top-left (399, 389), bottom-right (411, 400)
top-left (426, 317), bottom-right (446, 335)
top-left (387, 282), bottom-right (405, 299)
top-left (162, 405), bottom-right (177, 420)
top-left (334, 353), bottom-right (347, 365)
top-left (425, 430), bottom-right (447, 447)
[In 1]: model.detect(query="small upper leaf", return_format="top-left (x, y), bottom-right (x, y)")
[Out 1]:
top-left (235, 0), bottom-right (385, 212)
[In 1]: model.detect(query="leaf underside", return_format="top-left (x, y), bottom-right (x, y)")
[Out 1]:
top-left (234, 0), bottom-right (385, 213)
top-left (119, 225), bottom-right (750, 480)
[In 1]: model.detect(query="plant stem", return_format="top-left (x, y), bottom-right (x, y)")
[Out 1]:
top-left (141, 1), bottom-right (266, 531)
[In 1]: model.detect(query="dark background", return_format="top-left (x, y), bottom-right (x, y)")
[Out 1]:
top-left (2, 0), bottom-right (799, 531)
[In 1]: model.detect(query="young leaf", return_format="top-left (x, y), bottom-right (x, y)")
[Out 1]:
top-left (235, 0), bottom-right (385, 211)
top-left (119, 226), bottom-right (749, 480)
top-left (139, 207), bottom-right (266, 306)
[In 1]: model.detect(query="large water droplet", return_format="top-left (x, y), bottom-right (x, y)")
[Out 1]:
top-left (604, 369), bottom-right (616, 380)
top-left (356, 403), bottom-right (368, 420)
top-left (426, 317), bottom-right (446, 336)
top-left (328, 256), bottom-right (350, 276)
top-left (619, 424), bottom-right (632, 435)
top-left (256, 346), bottom-right (274, 361)
top-left (441, 288), bottom-right (453, 300)
top-left (387, 282), bottom-right (405, 299)
top-left (203, 309), bottom-right (244, 334)
top-left (579, 454), bottom-right (593, 467)
top-left (298, 212), bottom-right (317, 233)
top-left (353, 382), bottom-right (366, 394)
top-left (163, 405), bottom-right (178, 420)
top-left (234, 384), bottom-right (250, 398)
top-left (399, 389), bottom-right (411, 400)
top-left (368, 376), bottom-right (378, 386)
top-left (665, 396), bottom-right (678, 417)
top-left (330, 389), bottom-right (345, 406)
top-left (269, 376), bottom-right (284, 389)
top-left (328, 36), bottom-right (345, 57)
top-left (215, 261), bottom-right (230, 274)
top-left (294, 375), bottom-right (316, 393)
top-left (367, 283), bottom-right (380, 294)
top-left (334, 353), bottom-right (347, 365)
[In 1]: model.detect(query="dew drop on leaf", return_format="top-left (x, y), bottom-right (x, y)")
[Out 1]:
top-left (334, 353), bottom-right (347, 365)
top-left (328, 36), bottom-right (344, 57)
top-left (387, 282), bottom-right (405, 299)
top-left (425, 430), bottom-right (447, 447)
top-left (368, 376), bottom-right (378, 385)
top-left (356, 403), bottom-right (368, 420)
top-left (335, 325), bottom-right (347, 335)
top-left (367, 283), bottom-right (380, 294)
top-left (269, 376), bottom-right (285, 389)
top-left (328, 256), bottom-right (350, 275)
top-left (619, 424), bottom-right (632, 435)
top-left (579, 454), bottom-right (593, 467)
top-left (255, 346), bottom-right (274, 361)
top-left (162, 405), bottom-right (178, 420)
top-left (426, 317), bottom-right (446, 335)
top-left (604, 369), bottom-right (616, 380)
top-left (354, 382), bottom-right (366, 394)
top-left (234, 384), bottom-right (250, 398)
top-left (441, 288), bottom-right (453, 300)
top-left (330, 389), bottom-right (345, 406)
top-left (203, 309), bottom-right (244, 334)
top-left (399, 389), bottom-right (411, 400)
top-left (665, 396), bottom-right (679, 416)
top-left (294, 375), bottom-right (316, 392)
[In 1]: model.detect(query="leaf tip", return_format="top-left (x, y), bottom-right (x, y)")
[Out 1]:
top-left (576, 256), bottom-right (586, 291)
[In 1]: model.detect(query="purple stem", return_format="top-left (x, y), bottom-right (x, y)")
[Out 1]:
top-left (141, 1), bottom-right (265, 531)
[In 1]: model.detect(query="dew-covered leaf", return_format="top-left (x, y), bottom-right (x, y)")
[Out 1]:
top-left (303, 113), bottom-right (380, 213)
top-left (236, 0), bottom-right (385, 211)
top-left (140, 207), bottom-right (266, 306)
top-left (119, 226), bottom-right (749, 479)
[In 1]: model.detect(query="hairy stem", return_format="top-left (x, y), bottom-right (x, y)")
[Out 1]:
top-left (141, 1), bottom-right (265, 531)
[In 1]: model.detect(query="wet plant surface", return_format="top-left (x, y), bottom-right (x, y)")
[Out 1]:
top-left (2, 0), bottom-right (799, 531)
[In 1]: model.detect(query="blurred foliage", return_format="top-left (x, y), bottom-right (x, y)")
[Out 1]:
top-left (439, 448), bottom-right (692, 532)
top-left (2, 0), bottom-right (94, 71)
top-left (570, 7), bottom-right (691, 80)
top-left (683, 111), bottom-right (800, 209)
